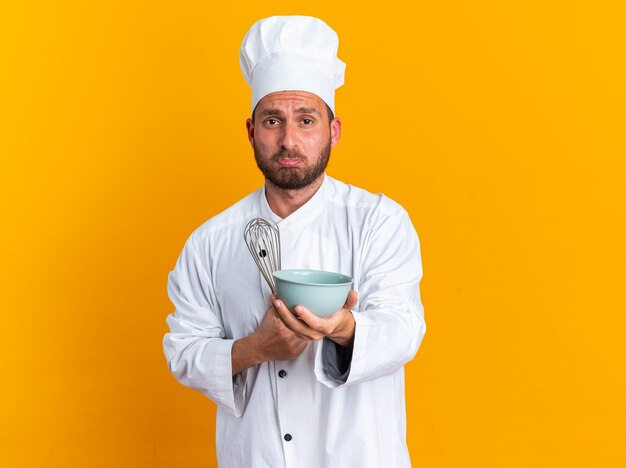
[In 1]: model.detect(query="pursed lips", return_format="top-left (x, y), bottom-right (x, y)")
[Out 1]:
top-left (276, 158), bottom-right (303, 167)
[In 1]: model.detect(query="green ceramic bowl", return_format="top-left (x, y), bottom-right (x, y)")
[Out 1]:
top-left (273, 269), bottom-right (353, 317)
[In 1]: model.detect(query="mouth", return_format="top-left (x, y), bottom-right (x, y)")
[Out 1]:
top-left (276, 158), bottom-right (303, 167)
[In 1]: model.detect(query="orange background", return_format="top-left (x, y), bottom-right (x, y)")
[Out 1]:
top-left (1, 1), bottom-right (625, 467)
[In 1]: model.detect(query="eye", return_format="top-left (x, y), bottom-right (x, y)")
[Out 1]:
top-left (301, 118), bottom-right (314, 125)
top-left (264, 118), bottom-right (280, 126)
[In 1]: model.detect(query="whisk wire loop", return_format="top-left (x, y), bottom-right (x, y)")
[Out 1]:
top-left (243, 217), bottom-right (281, 294)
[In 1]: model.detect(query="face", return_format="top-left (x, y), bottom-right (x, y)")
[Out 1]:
top-left (246, 91), bottom-right (341, 190)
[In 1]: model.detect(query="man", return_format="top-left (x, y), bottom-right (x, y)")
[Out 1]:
top-left (163, 15), bottom-right (426, 468)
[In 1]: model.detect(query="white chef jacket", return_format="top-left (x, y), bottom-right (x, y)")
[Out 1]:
top-left (163, 174), bottom-right (426, 468)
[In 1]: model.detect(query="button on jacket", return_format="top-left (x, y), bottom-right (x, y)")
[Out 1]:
top-left (163, 174), bottom-right (426, 468)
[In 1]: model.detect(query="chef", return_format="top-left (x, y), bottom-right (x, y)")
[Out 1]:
top-left (163, 15), bottom-right (426, 468)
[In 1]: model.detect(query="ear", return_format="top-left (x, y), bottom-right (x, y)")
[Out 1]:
top-left (246, 118), bottom-right (254, 148)
top-left (330, 117), bottom-right (342, 148)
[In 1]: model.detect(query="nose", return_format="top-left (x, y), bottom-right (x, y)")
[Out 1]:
top-left (279, 122), bottom-right (299, 151)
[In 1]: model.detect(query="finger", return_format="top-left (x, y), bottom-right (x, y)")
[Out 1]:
top-left (293, 304), bottom-right (325, 331)
top-left (273, 298), bottom-right (301, 325)
top-left (343, 290), bottom-right (358, 310)
top-left (274, 299), bottom-right (323, 340)
top-left (294, 332), bottom-right (312, 341)
top-left (305, 291), bottom-right (357, 326)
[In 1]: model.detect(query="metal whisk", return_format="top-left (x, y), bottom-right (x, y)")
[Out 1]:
top-left (243, 217), bottom-right (281, 294)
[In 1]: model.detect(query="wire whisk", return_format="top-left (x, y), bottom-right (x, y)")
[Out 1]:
top-left (243, 217), bottom-right (281, 294)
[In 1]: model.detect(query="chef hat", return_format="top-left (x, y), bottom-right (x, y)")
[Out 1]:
top-left (239, 15), bottom-right (346, 114)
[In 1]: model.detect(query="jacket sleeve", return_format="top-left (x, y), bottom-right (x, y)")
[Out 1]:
top-left (315, 203), bottom-right (426, 387)
top-left (162, 237), bottom-right (247, 417)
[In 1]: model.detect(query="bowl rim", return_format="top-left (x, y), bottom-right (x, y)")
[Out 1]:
top-left (273, 269), bottom-right (353, 286)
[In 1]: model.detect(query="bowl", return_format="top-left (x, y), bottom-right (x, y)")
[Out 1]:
top-left (273, 269), bottom-right (353, 317)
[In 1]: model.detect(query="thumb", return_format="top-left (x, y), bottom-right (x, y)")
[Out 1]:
top-left (343, 290), bottom-right (358, 310)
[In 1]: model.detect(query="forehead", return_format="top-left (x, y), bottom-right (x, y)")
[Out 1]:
top-left (255, 90), bottom-right (326, 116)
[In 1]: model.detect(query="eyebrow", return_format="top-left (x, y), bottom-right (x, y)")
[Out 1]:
top-left (257, 107), bottom-right (322, 118)
top-left (294, 106), bottom-right (322, 117)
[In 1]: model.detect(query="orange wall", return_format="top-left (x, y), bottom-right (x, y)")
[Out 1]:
top-left (1, 1), bottom-right (625, 466)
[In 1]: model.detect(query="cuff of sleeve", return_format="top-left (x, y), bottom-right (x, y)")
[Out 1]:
top-left (322, 337), bottom-right (352, 383)
top-left (213, 339), bottom-right (248, 417)
top-left (341, 311), bottom-right (372, 384)
top-left (315, 312), bottom-right (370, 388)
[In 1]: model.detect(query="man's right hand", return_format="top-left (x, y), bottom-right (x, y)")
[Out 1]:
top-left (231, 306), bottom-right (309, 375)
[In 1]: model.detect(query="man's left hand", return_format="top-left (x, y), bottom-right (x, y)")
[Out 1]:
top-left (271, 291), bottom-right (358, 348)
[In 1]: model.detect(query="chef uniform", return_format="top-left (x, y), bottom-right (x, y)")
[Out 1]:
top-left (163, 16), bottom-right (426, 468)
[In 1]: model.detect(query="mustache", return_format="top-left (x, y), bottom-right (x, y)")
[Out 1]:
top-left (271, 149), bottom-right (306, 162)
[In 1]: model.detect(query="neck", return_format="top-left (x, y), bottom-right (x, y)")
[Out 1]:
top-left (264, 174), bottom-right (325, 219)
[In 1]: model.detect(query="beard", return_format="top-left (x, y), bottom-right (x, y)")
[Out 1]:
top-left (254, 140), bottom-right (331, 190)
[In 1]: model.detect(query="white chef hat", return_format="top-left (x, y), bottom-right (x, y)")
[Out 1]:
top-left (239, 15), bottom-right (346, 114)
